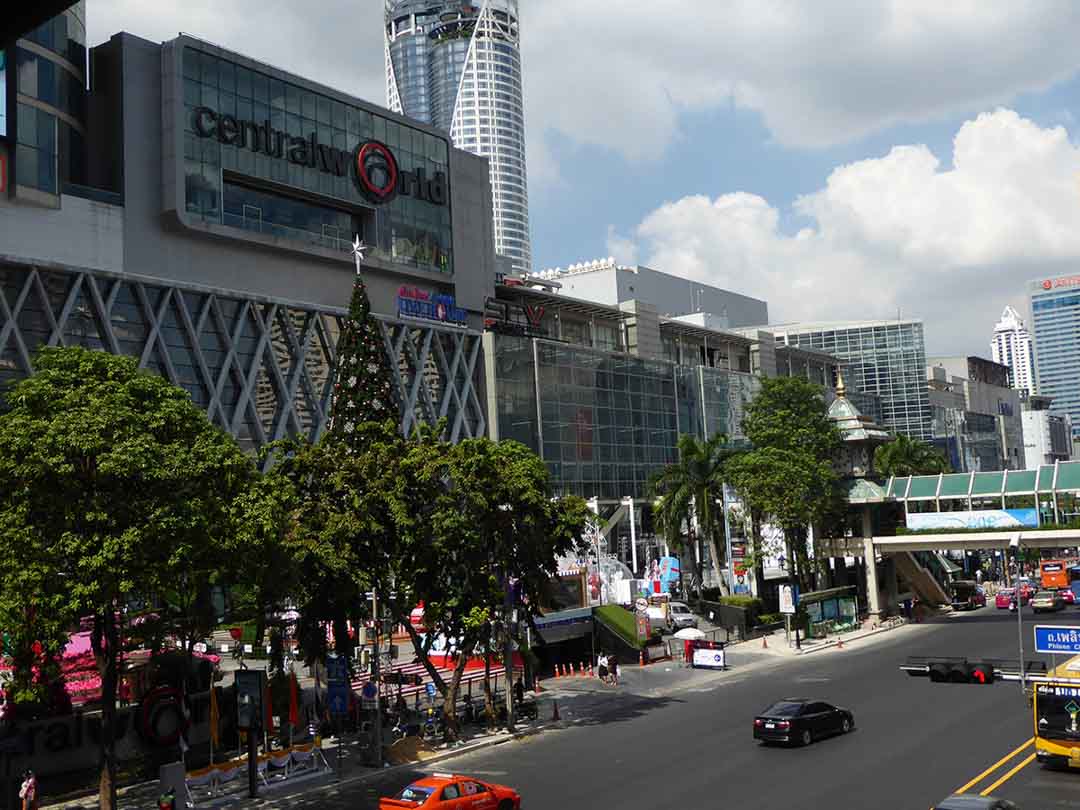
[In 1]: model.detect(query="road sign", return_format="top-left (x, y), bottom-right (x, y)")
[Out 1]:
top-left (634, 597), bottom-right (648, 613)
top-left (1034, 625), bottom-right (1080, 654)
top-left (779, 584), bottom-right (799, 615)
top-left (425, 682), bottom-right (436, 698)
top-left (326, 655), bottom-right (349, 716)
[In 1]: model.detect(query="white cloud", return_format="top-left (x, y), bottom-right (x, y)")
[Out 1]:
top-left (87, 1), bottom-right (386, 105)
top-left (523, 0), bottom-right (1080, 170)
top-left (607, 109), bottom-right (1080, 354)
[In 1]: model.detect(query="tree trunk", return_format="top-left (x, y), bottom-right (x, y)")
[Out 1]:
top-left (482, 638), bottom-right (494, 731)
top-left (751, 511), bottom-right (766, 601)
top-left (96, 607), bottom-right (119, 810)
top-left (443, 652), bottom-right (469, 742)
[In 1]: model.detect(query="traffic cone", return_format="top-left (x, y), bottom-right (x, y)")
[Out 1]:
top-left (571, 662), bottom-right (577, 676)
top-left (555, 664), bottom-right (562, 678)
top-left (761, 634), bottom-right (768, 649)
top-left (836, 635), bottom-right (843, 650)
top-left (552, 701), bottom-right (560, 722)
top-left (589, 663), bottom-right (594, 677)
top-left (639, 650), bottom-right (646, 666)
top-left (534, 680), bottom-right (542, 694)
top-left (580, 661), bottom-right (587, 676)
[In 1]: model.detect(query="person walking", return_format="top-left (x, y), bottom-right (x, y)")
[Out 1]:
top-left (19, 770), bottom-right (37, 810)
top-left (597, 653), bottom-right (608, 684)
top-left (608, 655), bottom-right (619, 687)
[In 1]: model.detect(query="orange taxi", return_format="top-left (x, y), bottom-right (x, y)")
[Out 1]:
top-left (380, 773), bottom-right (522, 809)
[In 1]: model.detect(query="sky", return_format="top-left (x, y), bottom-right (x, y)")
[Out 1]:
top-left (87, 1), bottom-right (1080, 355)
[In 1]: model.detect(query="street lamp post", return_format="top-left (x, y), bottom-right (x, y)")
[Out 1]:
top-left (1011, 534), bottom-right (1025, 693)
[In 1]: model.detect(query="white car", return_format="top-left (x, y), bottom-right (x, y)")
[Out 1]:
top-left (669, 601), bottom-right (698, 630)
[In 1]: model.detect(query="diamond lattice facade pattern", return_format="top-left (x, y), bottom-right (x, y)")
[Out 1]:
top-left (0, 264), bottom-right (486, 461)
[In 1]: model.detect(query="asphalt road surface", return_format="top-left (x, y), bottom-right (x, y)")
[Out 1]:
top-left (263, 607), bottom-right (1080, 810)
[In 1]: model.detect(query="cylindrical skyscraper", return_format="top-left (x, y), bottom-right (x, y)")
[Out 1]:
top-left (385, 0), bottom-right (532, 274)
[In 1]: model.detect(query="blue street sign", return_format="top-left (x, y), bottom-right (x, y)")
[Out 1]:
top-left (326, 655), bottom-right (349, 716)
top-left (1034, 625), bottom-right (1080, 654)
top-left (425, 681), bottom-right (436, 698)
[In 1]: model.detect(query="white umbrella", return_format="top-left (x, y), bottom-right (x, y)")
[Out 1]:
top-left (673, 628), bottom-right (706, 640)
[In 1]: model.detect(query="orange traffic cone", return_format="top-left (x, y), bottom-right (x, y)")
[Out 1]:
top-left (535, 680), bottom-right (542, 694)
top-left (836, 635), bottom-right (844, 649)
top-left (571, 662), bottom-right (577, 676)
top-left (555, 664), bottom-right (562, 678)
top-left (761, 634), bottom-right (768, 649)
top-left (639, 650), bottom-right (646, 666)
top-left (580, 661), bottom-right (587, 675)
top-left (552, 700), bottom-right (560, 722)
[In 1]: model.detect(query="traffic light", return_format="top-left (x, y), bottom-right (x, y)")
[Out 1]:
top-left (903, 657), bottom-right (995, 684)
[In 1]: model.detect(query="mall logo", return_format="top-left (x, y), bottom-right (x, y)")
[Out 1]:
top-left (191, 106), bottom-right (446, 206)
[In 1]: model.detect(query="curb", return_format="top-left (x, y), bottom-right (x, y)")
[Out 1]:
top-left (792, 619), bottom-right (911, 655)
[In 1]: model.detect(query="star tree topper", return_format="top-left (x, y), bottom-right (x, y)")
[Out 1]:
top-left (352, 235), bottom-right (368, 275)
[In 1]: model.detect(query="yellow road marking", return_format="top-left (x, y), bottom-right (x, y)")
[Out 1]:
top-left (954, 738), bottom-right (1033, 794)
top-left (979, 752), bottom-right (1037, 796)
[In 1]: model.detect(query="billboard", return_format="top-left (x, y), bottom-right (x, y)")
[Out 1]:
top-left (906, 509), bottom-right (1038, 531)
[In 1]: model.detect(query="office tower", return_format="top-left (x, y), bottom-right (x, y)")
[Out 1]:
top-left (991, 305), bottom-right (1034, 396)
top-left (385, 0), bottom-right (532, 273)
top-left (772, 319), bottom-right (932, 441)
top-left (1030, 276), bottom-right (1080, 445)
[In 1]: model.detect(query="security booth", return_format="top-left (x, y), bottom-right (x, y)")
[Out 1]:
top-left (802, 586), bottom-right (860, 639)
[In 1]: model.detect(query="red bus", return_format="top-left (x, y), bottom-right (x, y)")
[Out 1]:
top-left (1040, 560), bottom-right (1069, 591)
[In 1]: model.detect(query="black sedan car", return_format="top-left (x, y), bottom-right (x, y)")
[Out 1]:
top-left (753, 698), bottom-right (854, 746)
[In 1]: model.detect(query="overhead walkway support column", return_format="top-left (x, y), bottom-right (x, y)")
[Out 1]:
top-left (863, 506), bottom-right (882, 619)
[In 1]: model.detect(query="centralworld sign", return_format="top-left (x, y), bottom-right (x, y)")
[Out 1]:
top-left (191, 106), bottom-right (448, 206)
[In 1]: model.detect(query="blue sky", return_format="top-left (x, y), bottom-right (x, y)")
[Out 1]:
top-left (92, 1), bottom-right (1080, 356)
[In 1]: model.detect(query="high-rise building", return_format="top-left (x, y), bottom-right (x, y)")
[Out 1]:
top-left (771, 319), bottom-right (932, 441)
top-left (991, 305), bottom-right (1034, 395)
top-left (1030, 275), bottom-right (1080, 445)
top-left (385, 0), bottom-right (532, 273)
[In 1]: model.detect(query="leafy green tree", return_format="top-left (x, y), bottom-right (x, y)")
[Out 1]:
top-left (874, 434), bottom-right (951, 477)
top-left (0, 347), bottom-right (254, 810)
top-left (648, 433), bottom-right (736, 599)
top-left (730, 376), bottom-right (844, 592)
top-left (725, 448), bottom-right (839, 593)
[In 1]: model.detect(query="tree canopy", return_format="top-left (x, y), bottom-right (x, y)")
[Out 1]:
top-left (0, 347), bottom-right (256, 809)
top-left (874, 434), bottom-right (951, 477)
top-left (649, 433), bottom-right (736, 597)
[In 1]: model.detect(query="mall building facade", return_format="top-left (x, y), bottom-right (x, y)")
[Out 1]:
top-left (1, 32), bottom-right (497, 455)
top-left (483, 278), bottom-right (879, 581)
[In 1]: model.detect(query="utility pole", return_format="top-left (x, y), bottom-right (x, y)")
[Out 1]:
top-left (1012, 534), bottom-right (1025, 693)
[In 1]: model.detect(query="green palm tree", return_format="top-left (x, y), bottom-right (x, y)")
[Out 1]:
top-left (874, 434), bottom-right (951, 477)
top-left (648, 433), bottom-right (737, 601)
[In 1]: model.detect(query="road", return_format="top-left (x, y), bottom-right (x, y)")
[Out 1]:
top-left (261, 607), bottom-right (1080, 809)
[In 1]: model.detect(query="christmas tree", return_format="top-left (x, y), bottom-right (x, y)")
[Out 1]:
top-left (328, 238), bottom-right (398, 449)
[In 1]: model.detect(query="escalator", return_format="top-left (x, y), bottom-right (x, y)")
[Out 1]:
top-left (892, 550), bottom-right (951, 606)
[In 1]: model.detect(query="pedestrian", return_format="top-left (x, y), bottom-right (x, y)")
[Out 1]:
top-left (608, 655), bottom-right (619, 687)
top-left (597, 653), bottom-right (608, 684)
top-left (19, 769), bottom-right (37, 810)
top-left (513, 677), bottom-right (524, 706)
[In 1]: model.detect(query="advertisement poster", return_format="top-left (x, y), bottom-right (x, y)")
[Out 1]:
top-left (692, 647), bottom-right (726, 670)
top-left (906, 509), bottom-right (1038, 531)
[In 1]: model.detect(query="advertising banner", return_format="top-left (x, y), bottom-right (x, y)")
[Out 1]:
top-left (906, 509), bottom-right (1038, 531)
top-left (691, 647), bottom-right (727, 670)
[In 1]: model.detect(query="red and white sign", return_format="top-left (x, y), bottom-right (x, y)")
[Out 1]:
top-left (1042, 276), bottom-right (1080, 290)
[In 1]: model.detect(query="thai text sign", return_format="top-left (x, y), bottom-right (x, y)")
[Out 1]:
top-left (1034, 625), bottom-right (1080, 654)
top-left (906, 509), bottom-right (1038, 531)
